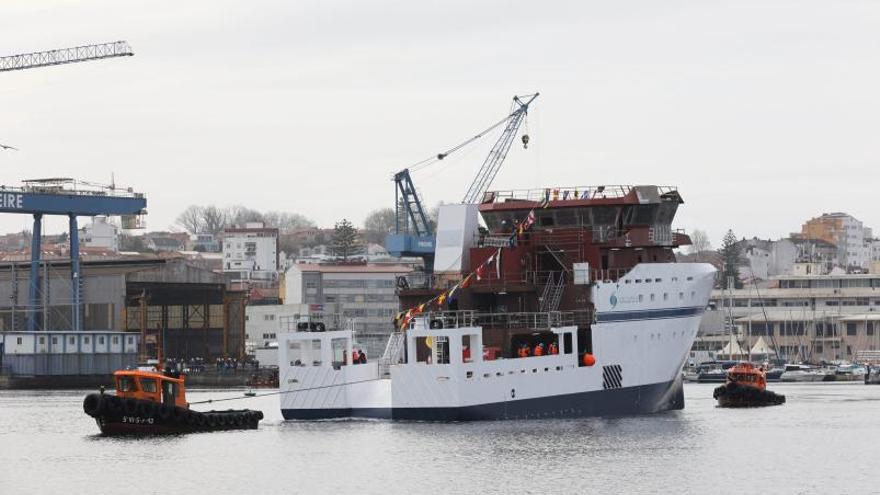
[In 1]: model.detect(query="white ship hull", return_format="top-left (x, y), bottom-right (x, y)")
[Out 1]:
top-left (279, 263), bottom-right (715, 420)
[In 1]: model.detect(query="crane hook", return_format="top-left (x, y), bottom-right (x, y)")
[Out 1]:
top-left (521, 134), bottom-right (530, 149)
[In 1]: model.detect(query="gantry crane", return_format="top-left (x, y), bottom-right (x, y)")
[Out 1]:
top-left (386, 93), bottom-right (539, 265)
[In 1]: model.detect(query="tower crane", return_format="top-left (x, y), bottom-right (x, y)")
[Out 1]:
top-left (0, 41), bottom-right (134, 150)
top-left (386, 93), bottom-right (539, 266)
top-left (0, 41), bottom-right (133, 73)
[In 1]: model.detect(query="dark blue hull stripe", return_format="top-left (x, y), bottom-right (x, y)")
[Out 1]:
top-left (596, 306), bottom-right (704, 323)
top-left (281, 378), bottom-right (684, 421)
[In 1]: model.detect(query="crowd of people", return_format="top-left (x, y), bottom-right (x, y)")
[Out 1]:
top-left (516, 341), bottom-right (559, 358)
top-left (163, 356), bottom-right (260, 374)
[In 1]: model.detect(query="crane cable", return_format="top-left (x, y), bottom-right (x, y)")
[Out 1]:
top-left (407, 108), bottom-right (521, 174)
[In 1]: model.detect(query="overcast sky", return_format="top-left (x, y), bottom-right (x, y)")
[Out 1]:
top-left (1, 1), bottom-right (878, 247)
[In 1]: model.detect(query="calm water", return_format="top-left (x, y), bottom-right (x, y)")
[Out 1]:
top-left (1, 383), bottom-right (878, 494)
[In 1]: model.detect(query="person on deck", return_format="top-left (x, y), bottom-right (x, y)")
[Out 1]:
top-left (351, 349), bottom-right (360, 365)
top-left (358, 349), bottom-right (367, 364)
top-left (549, 342), bottom-right (559, 355)
top-left (534, 343), bottom-right (544, 356)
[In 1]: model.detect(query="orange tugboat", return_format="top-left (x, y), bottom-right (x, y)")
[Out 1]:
top-left (713, 362), bottom-right (785, 408)
top-left (82, 368), bottom-right (263, 435)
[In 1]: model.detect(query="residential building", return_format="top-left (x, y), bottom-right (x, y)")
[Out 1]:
top-left (193, 233), bottom-right (220, 252)
top-left (223, 223), bottom-right (279, 281)
top-left (81, 216), bottom-right (119, 252)
top-left (283, 262), bottom-right (412, 357)
top-left (147, 236), bottom-right (184, 252)
top-left (797, 212), bottom-right (873, 270)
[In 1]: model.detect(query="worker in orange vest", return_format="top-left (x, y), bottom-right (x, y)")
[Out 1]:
top-left (549, 342), bottom-right (559, 355)
top-left (351, 349), bottom-right (360, 365)
top-left (534, 343), bottom-right (544, 356)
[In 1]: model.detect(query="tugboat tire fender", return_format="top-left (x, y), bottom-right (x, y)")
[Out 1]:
top-left (123, 398), bottom-right (140, 415)
top-left (137, 401), bottom-right (157, 418)
top-left (82, 393), bottom-right (104, 416)
top-left (158, 404), bottom-right (175, 421)
top-left (104, 396), bottom-right (121, 413)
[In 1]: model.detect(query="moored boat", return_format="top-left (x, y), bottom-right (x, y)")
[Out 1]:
top-left (713, 362), bottom-right (785, 408)
top-left (779, 364), bottom-right (829, 382)
top-left (83, 368), bottom-right (263, 435)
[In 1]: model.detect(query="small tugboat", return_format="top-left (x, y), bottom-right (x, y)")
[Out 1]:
top-left (83, 368), bottom-right (263, 435)
top-left (713, 362), bottom-right (785, 408)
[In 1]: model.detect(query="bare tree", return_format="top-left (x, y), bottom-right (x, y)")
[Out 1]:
top-left (689, 229), bottom-right (712, 254)
top-left (363, 208), bottom-right (395, 244)
top-left (202, 205), bottom-right (227, 235)
top-left (263, 211), bottom-right (316, 232)
top-left (176, 205), bottom-right (205, 234)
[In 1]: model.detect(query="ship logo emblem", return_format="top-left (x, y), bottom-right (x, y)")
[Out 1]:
top-left (610, 293), bottom-right (618, 308)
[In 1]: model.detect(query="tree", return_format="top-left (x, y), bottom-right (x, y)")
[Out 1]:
top-left (689, 229), bottom-right (712, 254)
top-left (330, 219), bottom-right (363, 261)
top-left (719, 229), bottom-right (743, 289)
top-left (362, 208), bottom-right (396, 244)
top-left (201, 205), bottom-right (227, 235)
top-left (176, 205), bottom-right (205, 234)
top-left (262, 211), bottom-right (316, 232)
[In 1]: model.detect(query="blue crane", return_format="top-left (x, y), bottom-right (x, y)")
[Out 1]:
top-left (385, 93), bottom-right (539, 267)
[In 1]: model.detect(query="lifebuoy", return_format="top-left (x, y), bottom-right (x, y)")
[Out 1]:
top-left (82, 393), bottom-right (104, 416)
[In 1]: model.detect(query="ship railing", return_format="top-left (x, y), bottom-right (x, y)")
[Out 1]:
top-left (591, 268), bottom-right (632, 283)
top-left (413, 309), bottom-right (593, 330)
top-left (483, 185), bottom-right (678, 204)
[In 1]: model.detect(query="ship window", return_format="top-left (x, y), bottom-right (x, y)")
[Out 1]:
top-left (416, 337), bottom-right (433, 364)
top-left (466, 371), bottom-right (473, 379)
top-left (461, 335), bottom-right (472, 363)
top-left (650, 294), bottom-right (655, 302)
top-left (638, 294), bottom-right (644, 302)
top-left (691, 291), bottom-right (696, 299)
top-left (687, 276), bottom-right (693, 281)
top-left (625, 279), bottom-right (631, 284)
top-left (655, 278), bottom-right (661, 282)
top-left (52, 337), bottom-right (58, 345)
top-left (16, 337), bottom-right (22, 345)
top-left (663, 293), bottom-right (668, 301)
top-left (118, 376), bottom-right (137, 392)
top-left (69, 337), bottom-right (75, 345)
top-left (331, 338), bottom-right (348, 366)
top-left (139, 378), bottom-right (158, 393)
top-left (635, 279), bottom-right (642, 283)
top-left (679, 292), bottom-right (684, 300)
top-left (39, 337), bottom-right (45, 344)
top-left (563, 333), bottom-right (572, 354)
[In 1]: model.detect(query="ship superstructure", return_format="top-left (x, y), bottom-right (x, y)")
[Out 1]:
top-left (278, 185), bottom-right (715, 420)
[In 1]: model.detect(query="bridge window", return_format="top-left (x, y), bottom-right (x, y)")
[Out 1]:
top-left (139, 378), bottom-right (157, 393)
top-left (563, 333), bottom-right (572, 354)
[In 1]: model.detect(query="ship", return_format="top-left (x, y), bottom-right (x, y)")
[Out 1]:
top-left (277, 185), bottom-right (716, 420)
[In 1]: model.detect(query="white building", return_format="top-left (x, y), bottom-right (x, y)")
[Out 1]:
top-left (283, 263), bottom-right (412, 357)
top-left (81, 216), bottom-right (119, 252)
top-left (223, 223), bottom-right (279, 281)
top-left (800, 212), bottom-right (874, 270)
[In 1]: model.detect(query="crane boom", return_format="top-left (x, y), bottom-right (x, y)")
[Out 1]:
top-left (0, 41), bottom-right (133, 73)
top-left (461, 93), bottom-right (538, 204)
